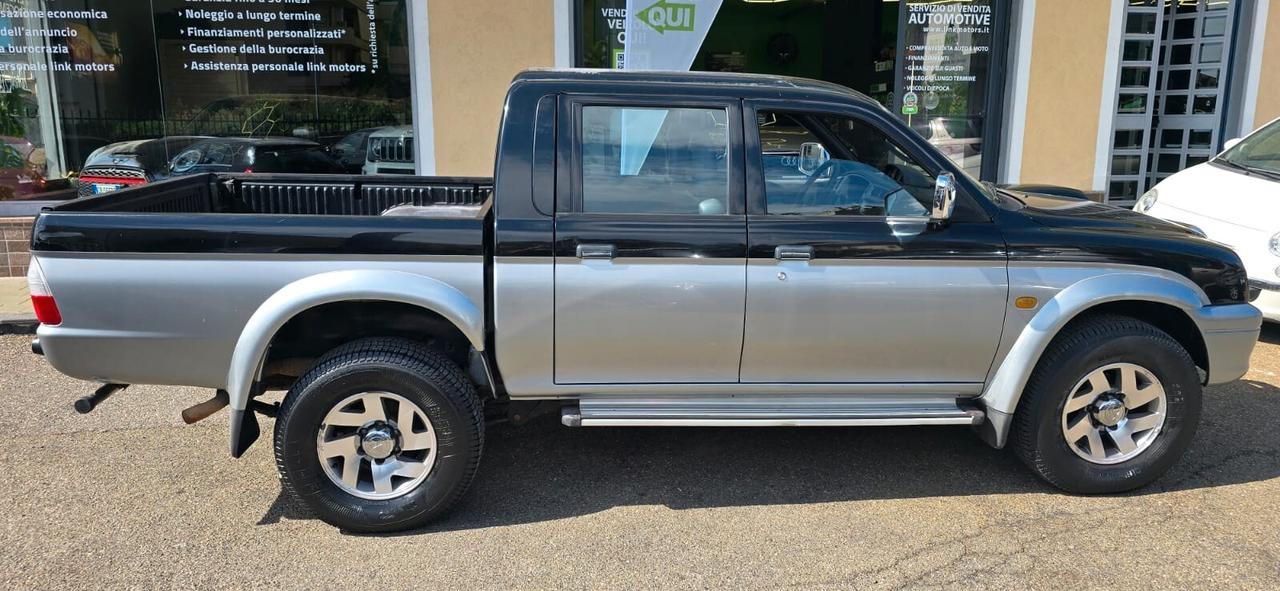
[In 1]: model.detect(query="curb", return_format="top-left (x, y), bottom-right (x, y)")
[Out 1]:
top-left (0, 317), bottom-right (37, 335)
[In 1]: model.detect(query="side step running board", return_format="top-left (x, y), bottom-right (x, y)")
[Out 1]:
top-left (561, 396), bottom-right (984, 428)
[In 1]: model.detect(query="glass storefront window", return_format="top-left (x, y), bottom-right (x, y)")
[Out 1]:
top-left (576, 0), bottom-right (1006, 180)
top-left (0, 0), bottom-right (412, 201)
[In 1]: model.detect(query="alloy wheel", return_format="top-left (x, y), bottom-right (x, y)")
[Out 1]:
top-left (316, 391), bottom-right (437, 500)
top-left (1060, 363), bottom-right (1168, 465)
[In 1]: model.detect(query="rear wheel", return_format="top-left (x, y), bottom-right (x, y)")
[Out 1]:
top-left (273, 338), bottom-right (484, 532)
top-left (1012, 315), bottom-right (1202, 494)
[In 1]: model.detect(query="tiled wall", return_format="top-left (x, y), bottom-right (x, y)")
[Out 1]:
top-left (1, 217), bottom-right (33, 278)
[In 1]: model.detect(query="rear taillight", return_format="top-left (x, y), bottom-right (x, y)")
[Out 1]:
top-left (27, 259), bottom-right (61, 326)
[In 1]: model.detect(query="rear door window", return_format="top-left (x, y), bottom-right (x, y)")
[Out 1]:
top-left (580, 106), bottom-right (730, 215)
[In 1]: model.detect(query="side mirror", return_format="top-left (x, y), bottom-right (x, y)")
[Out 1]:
top-left (930, 172), bottom-right (957, 224)
top-left (797, 142), bottom-right (830, 176)
top-left (1222, 137), bottom-right (1242, 151)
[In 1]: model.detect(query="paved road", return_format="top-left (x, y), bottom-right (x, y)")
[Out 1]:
top-left (3, 329), bottom-right (1279, 589)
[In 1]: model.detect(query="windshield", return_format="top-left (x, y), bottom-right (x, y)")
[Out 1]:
top-left (1217, 119), bottom-right (1280, 177)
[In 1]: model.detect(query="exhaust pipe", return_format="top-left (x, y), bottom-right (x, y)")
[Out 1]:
top-left (181, 390), bottom-right (230, 425)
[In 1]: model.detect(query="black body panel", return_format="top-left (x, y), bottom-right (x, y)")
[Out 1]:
top-left (994, 190), bottom-right (1249, 304)
top-left (30, 69), bottom-right (1252, 308)
top-left (32, 212), bottom-right (484, 256)
top-left (34, 173), bottom-right (490, 256)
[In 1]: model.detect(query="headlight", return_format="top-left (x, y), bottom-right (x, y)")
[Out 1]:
top-left (1135, 189), bottom-right (1159, 213)
top-left (1270, 232), bottom-right (1280, 257)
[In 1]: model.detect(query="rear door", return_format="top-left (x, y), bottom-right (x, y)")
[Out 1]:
top-left (740, 101), bottom-right (1008, 384)
top-left (553, 96), bottom-right (747, 384)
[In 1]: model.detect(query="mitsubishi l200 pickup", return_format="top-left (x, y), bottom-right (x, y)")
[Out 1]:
top-left (28, 70), bottom-right (1263, 532)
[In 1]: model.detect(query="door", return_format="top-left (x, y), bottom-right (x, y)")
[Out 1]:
top-left (740, 104), bottom-right (1008, 384)
top-left (1105, 0), bottom-right (1237, 205)
top-left (553, 98), bottom-right (747, 384)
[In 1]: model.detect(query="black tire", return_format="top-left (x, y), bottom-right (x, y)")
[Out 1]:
top-left (1012, 314), bottom-right (1202, 494)
top-left (273, 337), bottom-right (484, 532)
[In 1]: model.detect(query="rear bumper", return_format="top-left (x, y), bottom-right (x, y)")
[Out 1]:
top-left (36, 324), bottom-right (231, 389)
top-left (1195, 303), bottom-right (1263, 385)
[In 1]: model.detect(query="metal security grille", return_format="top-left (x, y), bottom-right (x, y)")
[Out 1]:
top-left (1105, 0), bottom-right (1235, 206)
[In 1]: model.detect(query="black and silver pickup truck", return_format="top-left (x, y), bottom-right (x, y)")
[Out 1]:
top-left (29, 69), bottom-right (1262, 532)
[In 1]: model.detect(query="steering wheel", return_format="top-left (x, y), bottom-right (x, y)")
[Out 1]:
top-left (798, 159), bottom-right (837, 210)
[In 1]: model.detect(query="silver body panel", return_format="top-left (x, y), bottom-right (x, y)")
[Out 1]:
top-left (979, 262), bottom-right (1261, 419)
top-left (491, 256), bottom-right (556, 396)
top-left (553, 257), bottom-right (746, 384)
top-left (36, 252), bottom-right (485, 393)
top-left (740, 258), bottom-right (1008, 383)
top-left (35, 252), bottom-right (1262, 452)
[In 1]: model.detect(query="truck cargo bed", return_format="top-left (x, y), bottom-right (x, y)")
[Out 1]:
top-left (34, 173), bottom-right (492, 255)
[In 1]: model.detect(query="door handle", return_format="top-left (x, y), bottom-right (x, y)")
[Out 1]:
top-left (576, 243), bottom-right (616, 260)
top-left (775, 245), bottom-right (814, 261)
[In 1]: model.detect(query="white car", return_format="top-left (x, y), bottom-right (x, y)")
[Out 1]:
top-left (1135, 117), bottom-right (1280, 321)
top-left (362, 125), bottom-right (415, 175)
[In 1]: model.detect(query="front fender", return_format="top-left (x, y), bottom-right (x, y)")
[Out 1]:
top-left (224, 268), bottom-right (484, 419)
top-left (978, 271), bottom-right (1208, 446)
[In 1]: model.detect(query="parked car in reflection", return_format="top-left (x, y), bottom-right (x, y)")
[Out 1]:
top-left (330, 128), bottom-right (380, 174)
top-left (363, 125), bottom-right (415, 175)
top-left (1135, 116), bottom-right (1280, 321)
top-left (78, 136), bottom-right (211, 198)
top-left (169, 137), bottom-right (345, 176)
top-left (910, 116), bottom-right (982, 178)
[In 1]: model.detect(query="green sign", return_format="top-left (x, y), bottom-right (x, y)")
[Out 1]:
top-left (901, 91), bottom-right (919, 115)
top-left (638, 0), bottom-right (696, 34)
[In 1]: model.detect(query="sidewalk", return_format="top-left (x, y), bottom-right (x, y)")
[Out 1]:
top-left (0, 276), bottom-right (35, 335)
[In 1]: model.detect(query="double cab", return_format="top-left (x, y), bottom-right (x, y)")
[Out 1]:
top-left (29, 70), bottom-right (1262, 532)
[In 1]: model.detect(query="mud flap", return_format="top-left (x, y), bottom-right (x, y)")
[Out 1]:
top-left (229, 408), bottom-right (261, 458)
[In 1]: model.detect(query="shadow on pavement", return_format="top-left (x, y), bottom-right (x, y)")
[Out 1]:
top-left (1259, 322), bottom-right (1280, 346)
top-left (257, 377), bottom-right (1280, 534)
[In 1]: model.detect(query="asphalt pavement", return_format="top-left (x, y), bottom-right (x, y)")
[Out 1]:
top-left (2, 328), bottom-right (1279, 589)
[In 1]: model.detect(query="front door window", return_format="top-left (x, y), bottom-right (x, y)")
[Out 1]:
top-left (758, 111), bottom-right (933, 217)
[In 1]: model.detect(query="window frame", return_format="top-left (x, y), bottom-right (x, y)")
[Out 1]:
top-left (743, 99), bottom-right (990, 223)
top-left (559, 94), bottom-right (746, 216)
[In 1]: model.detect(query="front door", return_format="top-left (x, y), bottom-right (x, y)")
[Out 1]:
top-left (740, 104), bottom-right (1008, 384)
top-left (553, 99), bottom-right (747, 384)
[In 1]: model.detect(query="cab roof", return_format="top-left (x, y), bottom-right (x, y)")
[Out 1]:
top-left (514, 68), bottom-right (884, 109)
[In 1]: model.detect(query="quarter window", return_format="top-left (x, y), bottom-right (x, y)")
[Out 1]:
top-left (758, 111), bottom-right (935, 217)
top-left (580, 106), bottom-right (730, 214)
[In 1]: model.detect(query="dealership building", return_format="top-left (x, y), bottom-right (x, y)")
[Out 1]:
top-left (2, 0), bottom-right (1280, 278)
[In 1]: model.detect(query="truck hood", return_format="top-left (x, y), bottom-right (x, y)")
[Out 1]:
top-left (1007, 189), bottom-right (1203, 239)
top-left (997, 188), bottom-right (1249, 305)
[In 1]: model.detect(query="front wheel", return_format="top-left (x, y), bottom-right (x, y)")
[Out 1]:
top-left (273, 338), bottom-right (484, 532)
top-left (1012, 315), bottom-right (1202, 494)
